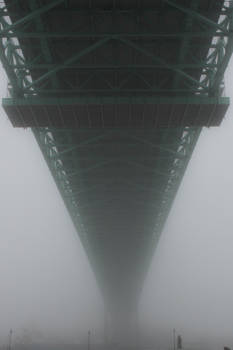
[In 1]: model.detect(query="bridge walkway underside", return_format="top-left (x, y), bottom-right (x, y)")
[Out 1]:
top-left (0, 0), bottom-right (232, 308)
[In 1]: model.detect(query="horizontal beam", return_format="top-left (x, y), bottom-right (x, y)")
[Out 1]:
top-left (10, 63), bottom-right (219, 70)
top-left (118, 37), bottom-right (208, 89)
top-left (24, 37), bottom-right (110, 90)
top-left (4, 95), bottom-right (228, 128)
top-left (0, 31), bottom-right (229, 38)
top-left (1, 7), bottom-right (227, 16)
top-left (3, 96), bottom-right (229, 106)
top-left (22, 88), bottom-right (208, 94)
top-left (49, 155), bottom-right (181, 162)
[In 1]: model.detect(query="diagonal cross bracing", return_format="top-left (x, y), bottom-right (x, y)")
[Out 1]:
top-left (163, 0), bottom-right (229, 33)
top-left (32, 126), bottom-right (201, 305)
top-left (0, 0), bottom-right (232, 310)
top-left (0, 0), bottom-right (66, 35)
top-left (1, 1), bottom-right (232, 100)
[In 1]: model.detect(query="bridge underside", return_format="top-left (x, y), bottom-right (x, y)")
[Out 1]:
top-left (33, 126), bottom-right (201, 308)
top-left (3, 96), bottom-right (229, 128)
top-left (1, 0), bottom-right (232, 309)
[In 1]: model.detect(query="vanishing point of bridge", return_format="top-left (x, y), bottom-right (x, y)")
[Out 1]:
top-left (0, 0), bottom-right (232, 330)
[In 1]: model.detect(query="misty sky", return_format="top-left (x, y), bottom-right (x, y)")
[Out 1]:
top-left (1, 57), bottom-right (233, 346)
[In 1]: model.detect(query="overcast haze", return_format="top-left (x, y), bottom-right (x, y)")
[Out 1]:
top-left (1, 57), bottom-right (233, 346)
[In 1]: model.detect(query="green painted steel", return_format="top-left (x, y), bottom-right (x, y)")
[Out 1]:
top-left (0, 0), bottom-right (232, 310)
top-left (0, 1), bottom-right (232, 99)
top-left (33, 126), bottom-right (201, 308)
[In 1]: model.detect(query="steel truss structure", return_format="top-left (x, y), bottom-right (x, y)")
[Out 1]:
top-left (0, 0), bottom-right (232, 309)
top-left (0, 1), bottom-right (232, 100)
top-left (33, 126), bottom-right (201, 308)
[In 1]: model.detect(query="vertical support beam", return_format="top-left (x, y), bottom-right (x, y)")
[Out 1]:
top-left (172, 0), bottom-right (200, 89)
top-left (29, 0), bottom-right (59, 88)
top-left (0, 0), bottom-right (66, 35)
top-left (209, 3), bottom-right (233, 95)
top-left (0, 40), bottom-right (21, 96)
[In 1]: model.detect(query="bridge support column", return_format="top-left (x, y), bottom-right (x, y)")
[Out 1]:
top-left (109, 304), bottom-right (139, 347)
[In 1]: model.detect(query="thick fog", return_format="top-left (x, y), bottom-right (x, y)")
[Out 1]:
top-left (1, 58), bottom-right (233, 347)
top-left (140, 60), bottom-right (233, 348)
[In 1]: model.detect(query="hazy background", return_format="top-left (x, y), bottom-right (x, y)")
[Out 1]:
top-left (0, 56), bottom-right (233, 347)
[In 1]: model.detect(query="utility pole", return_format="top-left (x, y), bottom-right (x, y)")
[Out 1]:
top-left (104, 312), bottom-right (108, 345)
top-left (8, 329), bottom-right (13, 350)
top-left (177, 335), bottom-right (182, 349)
top-left (88, 330), bottom-right (91, 350)
top-left (173, 329), bottom-right (176, 350)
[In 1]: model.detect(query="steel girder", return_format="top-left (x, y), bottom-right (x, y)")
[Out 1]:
top-left (0, 1), bottom-right (232, 98)
top-left (33, 126), bottom-right (201, 306)
top-left (0, 0), bottom-right (231, 308)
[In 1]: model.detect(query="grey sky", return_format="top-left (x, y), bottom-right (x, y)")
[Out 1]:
top-left (0, 71), bottom-right (104, 343)
top-left (0, 56), bottom-right (233, 346)
top-left (140, 60), bottom-right (233, 345)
